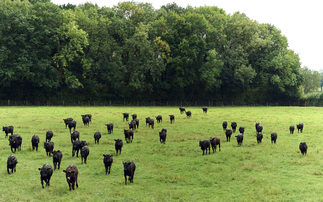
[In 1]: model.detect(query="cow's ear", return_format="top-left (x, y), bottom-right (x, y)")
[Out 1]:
top-left (38, 168), bottom-right (42, 170)
top-left (103, 154), bottom-right (106, 157)
top-left (63, 170), bottom-right (66, 173)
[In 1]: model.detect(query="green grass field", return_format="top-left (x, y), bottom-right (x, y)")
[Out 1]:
top-left (0, 106), bottom-right (322, 201)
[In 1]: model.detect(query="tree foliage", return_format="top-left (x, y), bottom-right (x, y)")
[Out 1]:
top-left (0, 1), bottom-right (304, 104)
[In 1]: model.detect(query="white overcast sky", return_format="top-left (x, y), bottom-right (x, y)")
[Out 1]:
top-left (51, 0), bottom-right (323, 71)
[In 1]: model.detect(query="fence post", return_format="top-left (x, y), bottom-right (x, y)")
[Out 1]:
top-left (8, 100), bottom-right (10, 106)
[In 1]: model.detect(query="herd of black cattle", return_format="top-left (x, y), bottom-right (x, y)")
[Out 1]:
top-left (3, 107), bottom-right (307, 191)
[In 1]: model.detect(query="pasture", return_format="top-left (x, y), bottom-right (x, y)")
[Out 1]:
top-left (0, 106), bottom-right (322, 201)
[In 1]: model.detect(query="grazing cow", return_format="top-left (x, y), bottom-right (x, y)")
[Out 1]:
top-left (257, 132), bottom-right (263, 143)
top-left (103, 153), bottom-right (113, 174)
top-left (44, 141), bottom-right (54, 156)
top-left (235, 133), bottom-right (243, 146)
top-left (256, 124), bottom-right (263, 133)
top-left (159, 131), bottom-right (167, 144)
top-left (231, 122), bottom-right (237, 132)
top-left (225, 129), bottom-right (233, 142)
top-left (9, 134), bottom-right (22, 153)
top-left (81, 115), bottom-right (90, 127)
top-left (71, 130), bottom-right (80, 143)
top-left (199, 140), bottom-right (211, 155)
top-left (222, 121), bottom-right (228, 130)
top-left (210, 137), bottom-right (221, 152)
top-left (7, 155), bottom-right (18, 174)
top-left (53, 150), bottom-right (63, 170)
top-left (179, 107), bottom-right (186, 114)
top-left (132, 114), bottom-right (137, 120)
top-left (68, 121), bottom-right (77, 133)
top-left (123, 161), bottom-right (136, 185)
top-left (123, 113), bottom-right (129, 122)
top-left (297, 123), bottom-right (304, 133)
top-left (81, 146), bottom-right (89, 164)
top-left (290, 125), bottom-right (295, 134)
top-left (185, 111), bottom-right (192, 118)
top-left (202, 107), bottom-right (208, 113)
top-left (169, 115), bottom-right (175, 124)
top-left (3, 125), bottom-right (14, 138)
top-left (124, 129), bottom-right (134, 143)
top-left (94, 131), bottom-right (101, 144)
top-left (299, 142), bottom-right (307, 155)
top-left (31, 134), bottom-right (40, 151)
top-left (105, 123), bottom-right (114, 134)
top-left (38, 163), bottom-right (53, 188)
top-left (63, 164), bottom-right (79, 191)
top-left (63, 118), bottom-right (73, 128)
top-left (156, 115), bottom-right (162, 123)
top-left (271, 132), bottom-right (277, 144)
top-left (239, 126), bottom-right (245, 134)
top-left (115, 139), bottom-right (123, 156)
top-left (46, 130), bottom-right (53, 142)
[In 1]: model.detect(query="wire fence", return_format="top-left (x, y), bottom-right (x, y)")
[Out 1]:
top-left (0, 99), bottom-right (320, 107)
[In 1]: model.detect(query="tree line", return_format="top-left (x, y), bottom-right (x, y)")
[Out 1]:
top-left (0, 0), bottom-right (307, 104)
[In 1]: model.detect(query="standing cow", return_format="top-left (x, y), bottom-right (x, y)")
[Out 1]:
top-left (81, 146), bottom-right (89, 164)
top-left (202, 107), bottom-right (208, 113)
top-left (38, 163), bottom-right (53, 188)
top-left (271, 132), bottom-right (277, 144)
top-left (210, 137), bottom-right (221, 152)
top-left (222, 121), bottom-right (228, 130)
top-left (63, 118), bottom-right (73, 128)
top-left (94, 131), bottom-right (101, 144)
top-left (199, 140), bottom-right (211, 155)
top-left (123, 161), bottom-right (136, 185)
top-left (290, 125), bottom-right (295, 134)
top-left (63, 164), bottom-right (79, 191)
top-left (31, 134), bottom-right (40, 151)
top-left (103, 153), bottom-right (113, 175)
top-left (3, 126), bottom-right (14, 138)
top-left (44, 141), bottom-right (54, 156)
top-left (114, 139), bottom-right (123, 156)
top-left (122, 113), bottom-right (129, 122)
top-left (53, 150), bottom-right (63, 170)
top-left (46, 130), bottom-right (53, 142)
top-left (225, 129), bottom-right (233, 142)
top-left (105, 123), bottom-right (114, 134)
top-left (235, 133), bottom-right (243, 146)
top-left (68, 121), bottom-right (77, 133)
top-left (299, 142), bottom-right (307, 155)
top-left (169, 115), bottom-right (175, 124)
top-left (70, 131), bottom-right (80, 143)
top-left (231, 122), bottom-right (237, 132)
top-left (7, 155), bottom-right (18, 174)
top-left (297, 123), bottom-right (304, 133)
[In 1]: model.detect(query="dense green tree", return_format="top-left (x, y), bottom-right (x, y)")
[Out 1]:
top-left (300, 67), bottom-right (321, 94)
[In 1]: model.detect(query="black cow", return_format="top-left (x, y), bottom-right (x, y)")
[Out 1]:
top-left (231, 122), bottom-right (237, 132)
top-left (9, 134), bottom-right (22, 153)
top-left (63, 118), bottom-right (73, 128)
top-left (46, 130), bottom-right (53, 142)
top-left (255, 123), bottom-right (260, 130)
top-left (222, 121), bottom-right (228, 130)
top-left (235, 133), bottom-right (243, 146)
top-left (202, 107), bottom-right (208, 113)
top-left (63, 164), bottom-right (79, 191)
top-left (145, 117), bottom-right (151, 126)
top-left (31, 134), bottom-right (40, 151)
top-left (299, 142), bottom-right (307, 155)
top-left (68, 121), bottom-right (77, 133)
top-left (44, 141), bottom-right (54, 156)
top-left (123, 113), bottom-right (129, 122)
top-left (148, 118), bottom-right (154, 129)
top-left (297, 123), bottom-right (304, 133)
top-left (185, 111), bottom-right (192, 118)
top-left (85, 114), bottom-right (92, 122)
top-left (159, 131), bottom-right (167, 144)
top-left (81, 146), bottom-right (89, 164)
top-left (290, 125), bottom-right (295, 134)
top-left (72, 140), bottom-right (87, 157)
top-left (256, 124), bottom-right (263, 133)
top-left (129, 120), bottom-right (136, 130)
top-left (179, 107), bottom-right (186, 114)
top-left (161, 128), bottom-right (167, 133)
top-left (115, 139), bottom-right (123, 156)
top-left (103, 153), bottom-right (113, 174)
top-left (271, 132), bottom-right (277, 144)
top-left (199, 140), bottom-right (211, 155)
top-left (53, 150), bottom-right (63, 170)
top-left (81, 116), bottom-right (90, 127)
top-left (38, 163), bottom-right (53, 188)
top-left (132, 114), bottom-right (137, 120)
top-left (94, 131), bottom-right (101, 144)
top-left (124, 129), bottom-right (134, 143)
top-left (71, 130), bottom-right (80, 143)
top-left (239, 126), bottom-right (245, 134)
top-left (123, 161), bottom-right (136, 185)
top-left (225, 129), bottom-right (233, 142)
top-left (169, 115), bottom-right (175, 124)
top-left (133, 119), bottom-right (139, 129)
top-left (210, 137), bottom-right (220, 152)
top-left (105, 123), bottom-right (114, 134)
top-left (7, 155), bottom-right (18, 174)
top-left (257, 132), bottom-right (263, 143)
top-left (156, 115), bottom-right (162, 123)
top-left (3, 125), bottom-right (14, 138)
